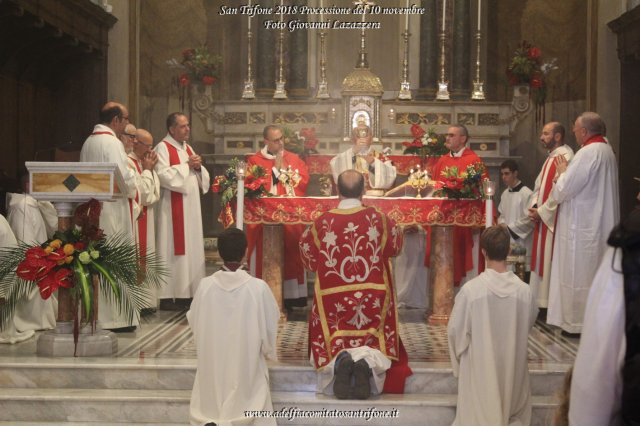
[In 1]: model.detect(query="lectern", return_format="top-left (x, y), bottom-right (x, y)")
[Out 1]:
top-left (25, 161), bottom-right (125, 356)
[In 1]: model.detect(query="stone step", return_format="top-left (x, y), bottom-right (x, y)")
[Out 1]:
top-left (0, 388), bottom-right (557, 425)
top-left (0, 358), bottom-right (568, 396)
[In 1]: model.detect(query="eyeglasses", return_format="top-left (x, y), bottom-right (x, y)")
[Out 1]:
top-left (267, 136), bottom-right (284, 143)
top-left (124, 133), bottom-right (136, 139)
top-left (134, 141), bottom-right (152, 148)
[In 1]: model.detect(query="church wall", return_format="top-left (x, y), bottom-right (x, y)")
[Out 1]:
top-left (107, 0), bottom-right (131, 110)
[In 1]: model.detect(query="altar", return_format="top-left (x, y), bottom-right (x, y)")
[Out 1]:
top-left (245, 196), bottom-right (486, 324)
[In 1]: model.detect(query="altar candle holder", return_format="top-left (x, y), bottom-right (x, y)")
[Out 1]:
top-left (482, 179), bottom-right (496, 227)
top-left (408, 165), bottom-right (429, 198)
top-left (235, 160), bottom-right (246, 229)
top-left (278, 165), bottom-right (301, 197)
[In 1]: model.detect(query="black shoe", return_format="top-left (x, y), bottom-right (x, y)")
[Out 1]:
top-left (352, 359), bottom-right (372, 400)
top-left (108, 326), bottom-right (137, 333)
top-left (159, 299), bottom-right (184, 311)
top-left (333, 352), bottom-right (354, 399)
top-left (561, 330), bottom-right (581, 338)
top-left (140, 308), bottom-right (157, 317)
top-left (176, 298), bottom-right (193, 308)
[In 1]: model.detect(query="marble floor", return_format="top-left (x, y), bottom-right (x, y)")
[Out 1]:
top-left (0, 306), bottom-right (580, 369)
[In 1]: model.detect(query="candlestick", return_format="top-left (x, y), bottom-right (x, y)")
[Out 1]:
top-left (405, 0), bottom-right (410, 30)
top-left (442, 0), bottom-right (446, 32)
top-left (477, 0), bottom-right (481, 31)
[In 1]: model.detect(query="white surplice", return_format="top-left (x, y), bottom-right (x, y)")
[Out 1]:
top-left (529, 145), bottom-right (574, 308)
top-left (80, 124), bottom-right (142, 329)
top-left (329, 147), bottom-right (397, 191)
top-left (395, 227), bottom-right (429, 309)
top-left (448, 269), bottom-right (538, 426)
top-left (0, 214), bottom-right (37, 344)
top-left (128, 152), bottom-right (161, 309)
top-left (498, 182), bottom-right (534, 270)
top-left (154, 135), bottom-right (210, 299)
top-left (5, 193), bottom-right (57, 332)
top-left (569, 246), bottom-right (625, 426)
top-left (548, 142), bottom-right (619, 333)
top-left (187, 268), bottom-right (279, 426)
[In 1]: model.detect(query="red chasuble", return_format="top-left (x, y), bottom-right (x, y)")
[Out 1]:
top-left (430, 148), bottom-right (489, 285)
top-left (300, 205), bottom-right (412, 392)
top-left (245, 149), bottom-right (310, 285)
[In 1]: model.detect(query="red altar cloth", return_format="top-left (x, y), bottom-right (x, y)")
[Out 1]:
top-left (243, 196), bottom-right (486, 228)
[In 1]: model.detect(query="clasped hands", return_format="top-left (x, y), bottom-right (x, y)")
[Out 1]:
top-left (188, 154), bottom-right (203, 171)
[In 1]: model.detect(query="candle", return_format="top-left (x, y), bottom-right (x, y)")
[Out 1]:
top-left (280, 0), bottom-right (284, 23)
top-left (442, 0), bottom-right (446, 32)
top-left (248, 0), bottom-right (251, 31)
top-left (405, 0), bottom-right (410, 30)
top-left (320, 0), bottom-right (323, 23)
top-left (477, 0), bottom-right (481, 31)
top-left (485, 198), bottom-right (492, 228)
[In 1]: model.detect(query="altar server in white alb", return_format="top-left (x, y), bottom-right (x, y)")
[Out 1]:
top-left (329, 120), bottom-right (396, 195)
top-left (527, 122), bottom-right (574, 309)
top-left (448, 225), bottom-right (538, 426)
top-left (548, 112), bottom-right (619, 334)
top-left (0, 214), bottom-right (36, 344)
top-left (497, 159), bottom-right (534, 269)
top-left (80, 102), bottom-right (145, 331)
top-left (3, 170), bottom-right (58, 336)
top-left (188, 228), bottom-right (279, 426)
top-left (569, 209), bottom-right (640, 426)
top-left (128, 128), bottom-right (160, 313)
top-left (155, 112), bottom-right (210, 307)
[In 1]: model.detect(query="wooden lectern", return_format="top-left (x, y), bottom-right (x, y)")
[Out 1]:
top-left (25, 161), bottom-right (125, 356)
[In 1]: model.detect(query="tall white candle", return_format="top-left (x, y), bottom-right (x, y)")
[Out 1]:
top-left (236, 179), bottom-right (245, 229)
top-left (280, 0), bottom-right (284, 23)
top-left (320, 0), bottom-right (324, 23)
top-left (405, 0), bottom-right (410, 30)
top-left (477, 0), bottom-right (481, 31)
top-left (442, 0), bottom-right (446, 32)
top-left (248, 0), bottom-right (251, 31)
top-left (485, 198), bottom-right (492, 228)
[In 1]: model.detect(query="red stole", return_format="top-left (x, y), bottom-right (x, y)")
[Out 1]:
top-left (91, 131), bottom-right (115, 136)
top-left (129, 156), bottom-right (148, 258)
top-left (530, 156), bottom-right (556, 275)
top-left (164, 141), bottom-right (194, 256)
top-left (582, 134), bottom-right (607, 147)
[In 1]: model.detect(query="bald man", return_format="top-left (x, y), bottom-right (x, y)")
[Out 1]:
top-left (299, 170), bottom-right (410, 399)
top-left (128, 128), bottom-right (160, 314)
top-left (80, 101), bottom-right (153, 331)
top-left (120, 123), bottom-right (137, 154)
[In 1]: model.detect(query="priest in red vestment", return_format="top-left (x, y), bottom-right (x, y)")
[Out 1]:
top-left (299, 170), bottom-right (412, 399)
top-left (246, 125), bottom-right (310, 308)
top-left (430, 124), bottom-right (489, 285)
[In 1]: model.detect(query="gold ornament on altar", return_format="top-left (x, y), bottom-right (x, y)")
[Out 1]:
top-left (408, 165), bottom-right (429, 198)
top-left (278, 165), bottom-right (302, 197)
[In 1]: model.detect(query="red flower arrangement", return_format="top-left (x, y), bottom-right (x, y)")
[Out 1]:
top-left (433, 162), bottom-right (487, 199)
top-left (402, 124), bottom-right (448, 158)
top-left (0, 199), bottom-right (166, 354)
top-left (178, 46), bottom-right (221, 87)
top-left (506, 41), bottom-right (557, 108)
top-left (212, 158), bottom-right (271, 228)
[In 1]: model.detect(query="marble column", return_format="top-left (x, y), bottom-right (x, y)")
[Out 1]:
top-left (451, 0), bottom-right (471, 100)
top-left (288, 1), bottom-right (309, 98)
top-left (417, 0), bottom-right (438, 99)
top-left (427, 225), bottom-right (454, 325)
top-left (256, 0), bottom-right (276, 98)
top-left (262, 224), bottom-right (286, 320)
